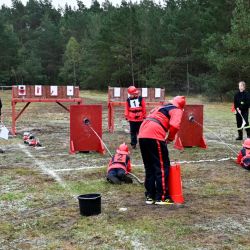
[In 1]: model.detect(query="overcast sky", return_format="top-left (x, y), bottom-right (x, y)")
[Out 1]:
top-left (0, 0), bottom-right (145, 8)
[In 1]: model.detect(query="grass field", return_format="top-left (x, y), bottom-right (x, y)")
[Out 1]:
top-left (0, 90), bottom-right (249, 250)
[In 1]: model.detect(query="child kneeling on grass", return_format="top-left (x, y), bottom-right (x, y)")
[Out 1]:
top-left (106, 143), bottom-right (133, 184)
top-left (236, 138), bottom-right (250, 170)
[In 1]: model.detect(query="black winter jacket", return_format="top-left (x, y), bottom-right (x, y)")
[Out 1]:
top-left (0, 98), bottom-right (2, 115)
top-left (234, 91), bottom-right (250, 113)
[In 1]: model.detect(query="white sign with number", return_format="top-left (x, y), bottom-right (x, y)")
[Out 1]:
top-left (67, 86), bottom-right (74, 96)
top-left (35, 85), bottom-right (42, 96)
top-left (129, 98), bottom-right (140, 108)
top-left (50, 86), bottom-right (58, 96)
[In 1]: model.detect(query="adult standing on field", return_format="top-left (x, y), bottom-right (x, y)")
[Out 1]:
top-left (0, 96), bottom-right (2, 121)
top-left (138, 96), bottom-right (186, 205)
top-left (234, 81), bottom-right (250, 140)
top-left (125, 86), bottom-right (146, 149)
top-left (0, 96), bottom-right (4, 153)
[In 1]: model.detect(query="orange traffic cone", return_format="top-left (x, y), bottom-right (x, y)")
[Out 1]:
top-left (168, 163), bottom-right (184, 204)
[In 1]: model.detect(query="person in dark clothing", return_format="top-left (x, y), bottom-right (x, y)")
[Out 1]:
top-left (0, 97), bottom-right (2, 121)
top-left (0, 96), bottom-right (4, 153)
top-left (125, 86), bottom-right (146, 149)
top-left (234, 81), bottom-right (250, 140)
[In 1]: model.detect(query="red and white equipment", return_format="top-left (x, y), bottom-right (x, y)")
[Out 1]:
top-left (23, 132), bottom-right (31, 144)
top-left (28, 136), bottom-right (42, 147)
top-left (23, 132), bottom-right (42, 147)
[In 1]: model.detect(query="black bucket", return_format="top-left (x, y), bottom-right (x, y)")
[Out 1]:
top-left (77, 193), bottom-right (101, 216)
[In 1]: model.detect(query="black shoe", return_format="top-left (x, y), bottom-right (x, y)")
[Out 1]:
top-left (122, 174), bottom-right (133, 184)
top-left (236, 137), bottom-right (243, 140)
top-left (131, 145), bottom-right (136, 149)
top-left (0, 148), bottom-right (4, 153)
top-left (107, 176), bottom-right (121, 184)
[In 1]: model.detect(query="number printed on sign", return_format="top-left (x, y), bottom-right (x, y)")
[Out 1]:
top-left (129, 98), bottom-right (140, 108)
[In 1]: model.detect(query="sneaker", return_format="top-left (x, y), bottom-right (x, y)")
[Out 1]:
top-left (155, 199), bottom-right (174, 205)
top-left (145, 196), bottom-right (155, 205)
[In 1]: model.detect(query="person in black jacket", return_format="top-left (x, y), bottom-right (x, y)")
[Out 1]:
top-left (0, 96), bottom-right (4, 153)
top-left (0, 97), bottom-right (2, 121)
top-left (234, 81), bottom-right (250, 140)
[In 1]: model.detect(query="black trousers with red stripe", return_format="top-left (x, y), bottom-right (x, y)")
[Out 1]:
top-left (139, 138), bottom-right (170, 201)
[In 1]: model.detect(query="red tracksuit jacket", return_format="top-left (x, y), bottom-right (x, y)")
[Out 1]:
top-left (236, 148), bottom-right (250, 169)
top-left (138, 103), bottom-right (183, 141)
top-left (125, 96), bottom-right (146, 122)
top-left (107, 153), bottom-right (132, 174)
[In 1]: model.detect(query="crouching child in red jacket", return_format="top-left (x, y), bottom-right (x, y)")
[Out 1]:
top-left (236, 138), bottom-right (250, 170)
top-left (107, 143), bottom-right (133, 184)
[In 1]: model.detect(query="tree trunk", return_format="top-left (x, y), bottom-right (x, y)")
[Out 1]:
top-left (130, 40), bottom-right (135, 86)
top-left (186, 48), bottom-right (190, 96)
top-left (186, 62), bottom-right (190, 96)
top-left (73, 60), bottom-right (76, 86)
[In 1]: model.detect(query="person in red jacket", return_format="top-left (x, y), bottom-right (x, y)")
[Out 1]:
top-left (138, 96), bottom-right (186, 205)
top-left (125, 86), bottom-right (146, 149)
top-left (107, 143), bottom-right (133, 184)
top-left (236, 138), bottom-right (250, 170)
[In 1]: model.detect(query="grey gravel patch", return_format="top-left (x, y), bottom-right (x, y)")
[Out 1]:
top-left (195, 217), bottom-right (250, 234)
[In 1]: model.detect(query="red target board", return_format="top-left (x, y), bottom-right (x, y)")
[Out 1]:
top-left (174, 105), bottom-right (207, 150)
top-left (70, 105), bottom-right (104, 154)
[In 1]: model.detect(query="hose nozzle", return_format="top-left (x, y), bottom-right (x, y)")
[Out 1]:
top-left (83, 118), bottom-right (90, 125)
top-left (189, 115), bottom-right (195, 122)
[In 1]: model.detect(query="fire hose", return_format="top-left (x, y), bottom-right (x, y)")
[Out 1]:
top-left (83, 118), bottom-right (144, 184)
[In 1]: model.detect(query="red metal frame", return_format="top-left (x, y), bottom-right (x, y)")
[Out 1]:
top-left (108, 86), bottom-right (165, 132)
top-left (11, 85), bottom-right (82, 134)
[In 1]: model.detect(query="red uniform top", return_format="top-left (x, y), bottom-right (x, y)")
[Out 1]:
top-left (236, 148), bottom-right (250, 169)
top-left (138, 103), bottom-right (183, 142)
top-left (125, 96), bottom-right (146, 122)
top-left (107, 153), bottom-right (132, 173)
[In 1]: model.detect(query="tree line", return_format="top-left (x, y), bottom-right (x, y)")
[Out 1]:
top-left (0, 0), bottom-right (249, 99)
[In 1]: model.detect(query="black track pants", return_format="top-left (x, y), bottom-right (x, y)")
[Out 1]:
top-left (139, 138), bottom-right (170, 201)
